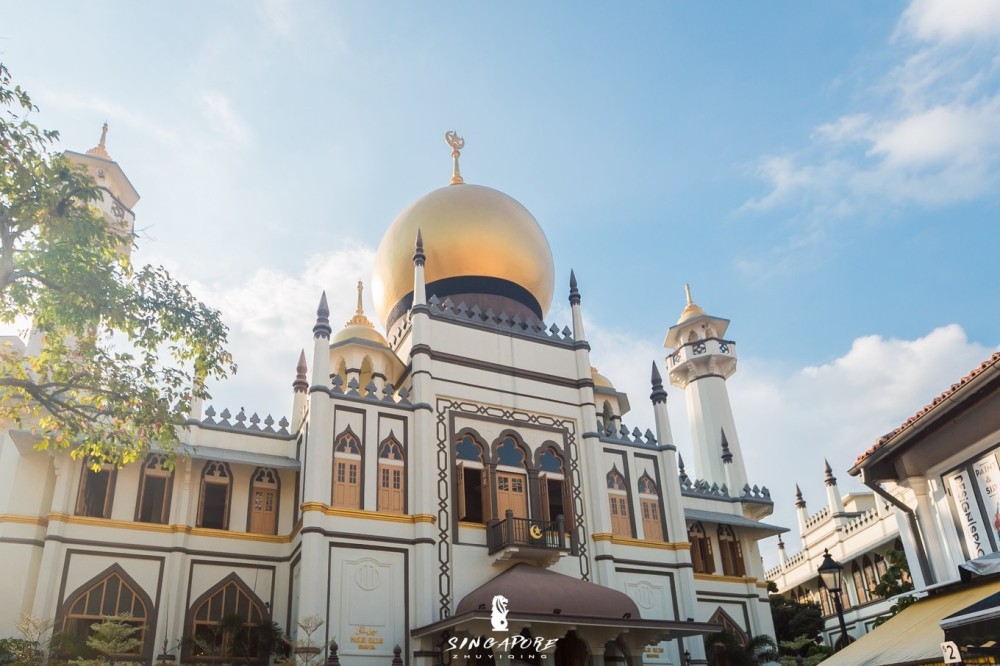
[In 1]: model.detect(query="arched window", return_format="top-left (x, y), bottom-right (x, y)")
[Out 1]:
top-left (187, 573), bottom-right (270, 663)
top-left (198, 462), bottom-right (231, 530)
top-left (817, 580), bottom-right (833, 617)
top-left (538, 446), bottom-right (571, 529)
top-left (76, 460), bottom-right (116, 518)
top-left (61, 565), bottom-right (150, 656)
top-left (718, 525), bottom-right (745, 576)
top-left (601, 402), bottom-right (613, 432)
top-left (248, 467), bottom-right (279, 535)
top-left (708, 608), bottom-right (746, 646)
top-left (378, 436), bottom-right (405, 514)
top-left (852, 561), bottom-right (869, 604)
top-left (606, 468), bottom-right (631, 538)
top-left (494, 437), bottom-right (528, 519)
top-left (456, 433), bottom-right (489, 524)
top-left (688, 522), bottom-right (715, 574)
top-left (359, 356), bottom-right (374, 397)
top-left (637, 473), bottom-right (665, 542)
top-left (333, 428), bottom-right (362, 509)
top-left (135, 454), bottom-right (172, 524)
top-left (863, 555), bottom-right (880, 599)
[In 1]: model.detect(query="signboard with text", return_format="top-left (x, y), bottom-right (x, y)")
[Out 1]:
top-left (972, 451), bottom-right (1000, 551)
top-left (948, 470), bottom-right (989, 559)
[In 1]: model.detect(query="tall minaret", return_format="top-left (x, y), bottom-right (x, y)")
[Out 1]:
top-left (664, 286), bottom-right (747, 492)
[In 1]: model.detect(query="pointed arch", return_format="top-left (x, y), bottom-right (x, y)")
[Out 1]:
top-left (198, 461), bottom-right (232, 530)
top-left (58, 563), bottom-right (154, 660)
top-left (359, 355), bottom-right (374, 396)
top-left (688, 521), bottom-right (715, 574)
top-left (637, 473), bottom-right (665, 542)
top-left (135, 453), bottom-right (173, 523)
top-left (606, 466), bottom-right (631, 538)
top-left (708, 607), bottom-right (746, 646)
top-left (184, 572), bottom-right (271, 663)
top-left (378, 432), bottom-right (405, 514)
top-left (333, 426), bottom-right (363, 509)
top-left (492, 433), bottom-right (529, 519)
top-left (536, 443), bottom-right (572, 529)
top-left (247, 467), bottom-right (280, 534)
top-left (718, 524), bottom-right (745, 576)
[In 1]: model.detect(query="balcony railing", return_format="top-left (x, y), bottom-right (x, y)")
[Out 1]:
top-left (486, 511), bottom-right (569, 555)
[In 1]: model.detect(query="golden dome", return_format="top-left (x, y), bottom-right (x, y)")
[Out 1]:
top-left (591, 367), bottom-right (615, 389)
top-left (333, 281), bottom-right (388, 346)
top-left (372, 182), bottom-right (555, 329)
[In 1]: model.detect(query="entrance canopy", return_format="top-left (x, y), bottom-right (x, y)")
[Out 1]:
top-left (822, 578), bottom-right (1000, 666)
top-left (412, 564), bottom-right (720, 646)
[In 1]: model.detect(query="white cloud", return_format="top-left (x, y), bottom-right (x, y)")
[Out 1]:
top-left (740, 0), bottom-right (1000, 268)
top-left (898, 0), bottom-right (1000, 44)
top-left (191, 245), bottom-right (377, 420)
top-left (37, 89), bottom-right (177, 145)
top-left (199, 90), bottom-right (252, 147)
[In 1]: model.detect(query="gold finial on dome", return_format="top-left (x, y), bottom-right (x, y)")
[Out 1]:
top-left (445, 131), bottom-right (465, 185)
top-left (87, 122), bottom-right (111, 160)
top-left (345, 281), bottom-right (376, 329)
top-left (678, 283), bottom-right (705, 322)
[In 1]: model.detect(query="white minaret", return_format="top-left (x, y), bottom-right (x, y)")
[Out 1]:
top-left (664, 285), bottom-right (747, 492)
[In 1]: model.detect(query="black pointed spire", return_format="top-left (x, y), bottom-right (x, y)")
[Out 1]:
top-left (569, 269), bottom-right (581, 306)
top-left (650, 361), bottom-right (668, 404)
top-left (313, 291), bottom-right (332, 338)
top-left (795, 483), bottom-right (806, 509)
top-left (678, 454), bottom-right (688, 483)
top-left (293, 350), bottom-right (308, 393)
top-left (721, 428), bottom-right (733, 464)
top-left (824, 459), bottom-right (837, 486)
top-left (777, 534), bottom-right (785, 549)
top-left (413, 228), bottom-right (426, 266)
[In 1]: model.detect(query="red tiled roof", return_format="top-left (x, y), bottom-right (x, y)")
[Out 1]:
top-left (853, 351), bottom-right (1000, 467)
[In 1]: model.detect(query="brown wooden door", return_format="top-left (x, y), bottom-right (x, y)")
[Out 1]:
top-left (334, 459), bottom-right (360, 508)
top-left (250, 488), bottom-right (277, 534)
top-left (379, 464), bottom-right (404, 514)
top-left (496, 472), bottom-right (528, 518)
top-left (609, 494), bottom-right (631, 537)
top-left (640, 498), bottom-right (663, 541)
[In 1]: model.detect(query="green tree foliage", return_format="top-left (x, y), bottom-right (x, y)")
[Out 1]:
top-left (705, 631), bottom-right (780, 666)
top-left (0, 64), bottom-right (234, 465)
top-left (769, 594), bottom-right (824, 642)
top-left (871, 549), bottom-right (915, 628)
top-left (184, 614), bottom-right (286, 662)
top-left (70, 614), bottom-right (143, 666)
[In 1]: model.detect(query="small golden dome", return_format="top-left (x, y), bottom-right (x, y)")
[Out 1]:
top-left (372, 183), bottom-right (555, 329)
top-left (333, 281), bottom-right (388, 346)
top-left (591, 367), bottom-right (614, 389)
top-left (677, 283), bottom-right (705, 323)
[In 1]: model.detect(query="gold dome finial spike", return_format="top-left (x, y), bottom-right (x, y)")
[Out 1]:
top-left (345, 280), bottom-right (375, 329)
top-left (685, 283), bottom-right (694, 306)
top-left (445, 131), bottom-right (465, 185)
top-left (87, 122), bottom-right (112, 160)
top-left (678, 283), bottom-right (705, 323)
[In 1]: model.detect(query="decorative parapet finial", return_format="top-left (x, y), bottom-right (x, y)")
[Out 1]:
top-left (313, 291), bottom-right (332, 339)
top-left (344, 281), bottom-right (376, 329)
top-left (777, 534), bottom-right (785, 549)
top-left (445, 131), bottom-right (465, 185)
top-left (413, 228), bottom-right (426, 266)
top-left (86, 122), bottom-right (112, 160)
top-left (678, 453), bottom-right (688, 483)
top-left (824, 459), bottom-right (837, 486)
top-left (795, 483), bottom-right (806, 509)
top-left (720, 428), bottom-right (733, 464)
top-left (293, 349), bottom-right (308, 392)
top-left (569, 269), bottom-right (581, 306)
top-left (650, 361), bottom-right (667, 404)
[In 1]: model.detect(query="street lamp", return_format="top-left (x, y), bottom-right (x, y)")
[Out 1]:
top-left (817, 549), bottom-right (852, 651)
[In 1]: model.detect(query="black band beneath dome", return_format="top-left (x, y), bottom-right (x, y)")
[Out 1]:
top-left (386, 275), bottom-right (544, 329)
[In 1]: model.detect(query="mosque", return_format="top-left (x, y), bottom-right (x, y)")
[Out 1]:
top-left (0, 130), bottom-right (786, 665)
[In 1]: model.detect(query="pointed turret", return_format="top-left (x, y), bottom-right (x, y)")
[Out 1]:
top-left (293, 350), bottom-right (308, 393)
top-left (313, 291), bottom-right (332, 339)
top-left (795, 484), bottom-right (809, 534)
top-left (569, 269), bottom-right (586, 340)
top-left (777, 534), bottom-right (788, 565)
top-left (650, 361), bottom-right (668, 405)
top-left (649, 361), bottom-right (673, 449)
top-left (412, 228), bottom-right (427, 307)
top-left (721, 429), bottom-right (733, 464)
top-left (824, 459), bottom-right (846, 518)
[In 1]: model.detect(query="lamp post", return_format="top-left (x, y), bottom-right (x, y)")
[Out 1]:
top-left (817, 549), bottom-right (852, 651)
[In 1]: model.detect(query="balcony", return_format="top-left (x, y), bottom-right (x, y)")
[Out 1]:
top-left (486, 511), bottom-right (570, 566)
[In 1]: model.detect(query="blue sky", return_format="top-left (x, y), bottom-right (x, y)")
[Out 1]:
top-left (3, 1), bottom-right (999, 566)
